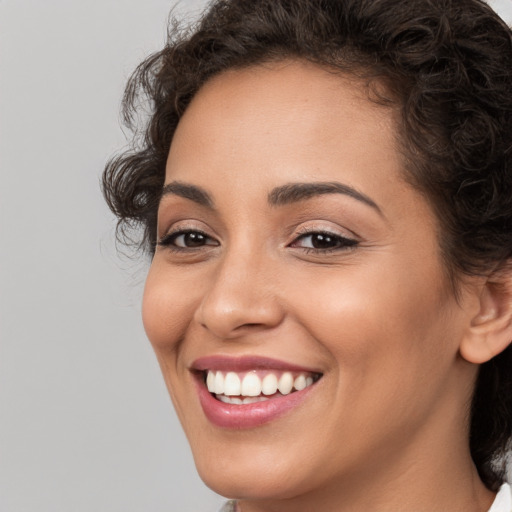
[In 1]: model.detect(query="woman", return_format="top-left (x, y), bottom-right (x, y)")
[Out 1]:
top-left (103, 0), bottom-right (512, 510)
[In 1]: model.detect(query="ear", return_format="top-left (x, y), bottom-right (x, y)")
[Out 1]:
top-left (459, 262), bottom-right (512, 364)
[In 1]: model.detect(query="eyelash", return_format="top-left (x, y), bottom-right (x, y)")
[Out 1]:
top-left (158, 229), bottom-right (218, 252)
top-left (157, 229), bottom-right (358, 254)
top-left (291, 230), bottom-right (358, 253)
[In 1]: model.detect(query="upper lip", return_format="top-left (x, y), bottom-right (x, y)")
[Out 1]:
top-left (190, 355), bottom-right (322, 374)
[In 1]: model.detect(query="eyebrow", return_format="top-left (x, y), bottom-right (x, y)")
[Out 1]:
top-left (160, 181), bottom-right (214, 208)
top-left (160, 180), bottom-right (381, 214)
top-left (268, 181), bottom-right (382, 213)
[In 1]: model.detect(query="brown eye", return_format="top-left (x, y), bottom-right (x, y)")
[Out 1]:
top-left (159, 230), bottom-right (219, 249)
top-left (309, 233), bottom-right (338, 249)
top-left (174, 232), bottom-right (207, 248)
top-left (292, 232), bottom-right (358, 251)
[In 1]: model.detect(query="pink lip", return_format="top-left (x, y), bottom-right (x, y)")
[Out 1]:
top-left (194, 377), bottom-right (316, 429)
top-left (191, 355), bottom-right (320, 373)
top-left (190, 355), bottom-right (321, 429)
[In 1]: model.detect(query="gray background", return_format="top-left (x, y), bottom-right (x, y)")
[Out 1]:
top-left (1, 1), bottom-right (511, 511)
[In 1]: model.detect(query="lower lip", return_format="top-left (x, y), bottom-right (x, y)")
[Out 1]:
top-left (195, 376), bottom-right (317, 429)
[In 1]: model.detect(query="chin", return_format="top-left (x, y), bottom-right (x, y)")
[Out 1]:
top-left (191, 440), bottom-right (311, 501)
top-left (197, 463), bottom-right (301, 502)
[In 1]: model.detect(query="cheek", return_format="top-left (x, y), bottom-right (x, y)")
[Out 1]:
top-left (286, 262), bottom-right (464, 456)
top-left (142, 264), bottom-right (204, 425)
top-left (290, 256), bottom-right (458, 392)
top-left (142, 264), bottom-right (197, 353)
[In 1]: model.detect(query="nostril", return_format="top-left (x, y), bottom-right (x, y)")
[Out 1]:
top-left (236, 322), bottom-right (264, 329)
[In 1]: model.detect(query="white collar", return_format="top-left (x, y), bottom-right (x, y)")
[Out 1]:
top-left (488, 483), bottom-right (512, 512)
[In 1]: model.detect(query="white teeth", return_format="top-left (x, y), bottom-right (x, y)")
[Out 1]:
top-left (294, 374), bottom-right (307, 391)
top-left (218, 395), bottom-right (243, 404)
top-left (205, 369), bottom-right (318, 400)
top-left (214, 371), bottom-right (224, 395)
top-left (262, 374), bottom-right (278, 395)
top-left (278, 372), bottom-right (294, 395)
top-left (206, 371), bottom-right (216, 393)
top-left (224, 372), bottom-right (241, 396)
top-left (241, 372), bottom-right (261, 397)
top-left (217, 395), bottom-right (269, 405)
top-left (241, 396), bottom-right (268, 404)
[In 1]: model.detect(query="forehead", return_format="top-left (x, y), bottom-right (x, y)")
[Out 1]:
top-left (166, 60), bottom-right (400, 191)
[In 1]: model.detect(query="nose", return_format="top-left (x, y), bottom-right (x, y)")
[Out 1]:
top-left (193, 249), bottom-right (284, 339)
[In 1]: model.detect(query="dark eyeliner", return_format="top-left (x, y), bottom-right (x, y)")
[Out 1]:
top-left (291, 230), bottom-right (359, 253)
top-left (158, 229), bottom-right (215, 249)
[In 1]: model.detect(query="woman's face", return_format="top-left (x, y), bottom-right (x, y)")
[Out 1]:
top-left (143, 61), bottom-right (478, 505)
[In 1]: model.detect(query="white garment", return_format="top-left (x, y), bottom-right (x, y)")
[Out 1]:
top-left (488, 483), bottom-right (512, 512)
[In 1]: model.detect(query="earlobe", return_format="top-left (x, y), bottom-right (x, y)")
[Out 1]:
top-left (459, 264), bottom-right (512, 364)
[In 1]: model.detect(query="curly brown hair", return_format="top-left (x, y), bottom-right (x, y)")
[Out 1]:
top-left (102, 0), bottom-right (512, 490)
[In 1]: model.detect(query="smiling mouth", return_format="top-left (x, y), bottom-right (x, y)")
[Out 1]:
top-left (203, 369), bottom-right (323, 405)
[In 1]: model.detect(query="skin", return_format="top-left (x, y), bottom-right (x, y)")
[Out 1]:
top-left (142, 60), bottom-right (496, 511)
